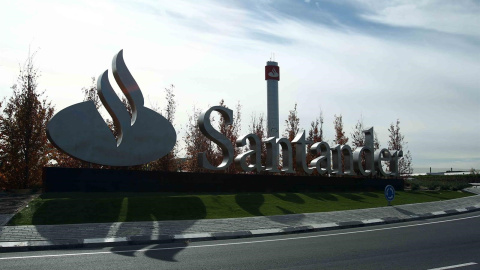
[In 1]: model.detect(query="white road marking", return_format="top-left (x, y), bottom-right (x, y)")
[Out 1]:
top-left (1, 214), bottom-right (479, 261)
top-left (428, 262), bottom-right (477, 270)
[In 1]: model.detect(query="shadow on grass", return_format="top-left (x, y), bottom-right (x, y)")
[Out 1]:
top-left (234, 193), bottom-right (265, 216)
top-left (276, 206), bottom-right (295, 215)
top-left (303, 192), bottom-right (338, 202)
top-left (31, 196), bottom-right (125, 225)
top-left (272, 193), bottom-right (305, 204)
top-left (362, 192), bottom-right (379, 198)
top-left (123, 196), bottom-right (206, 221)
top-left (336, 193), bottom-right (365, 202)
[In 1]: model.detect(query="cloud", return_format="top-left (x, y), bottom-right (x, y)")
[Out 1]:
top-left (358, 0), bottom-right (480, 38)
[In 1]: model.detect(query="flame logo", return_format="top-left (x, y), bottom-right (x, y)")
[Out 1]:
top-left (268, 67), bottom-right (279, 78)
top-left (47, 50), bottom-right (177, 166)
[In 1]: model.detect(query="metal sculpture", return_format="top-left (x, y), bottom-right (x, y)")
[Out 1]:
top-left (197, 106), bottom-right (234, 170)
top-left (47, 50), bottom-right (176, 166)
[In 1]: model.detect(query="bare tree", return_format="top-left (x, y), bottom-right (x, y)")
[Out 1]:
top-left (388, 119), bottom-right (413, 175)
top-left (82, 77), bottom-right (101, 109)
top-left (284, 103), bottom-right (301, 174)
top-left (183, 106), bottom-right (215, 172)
top-left (307, 111), bottom-right (324, 144)
top-left (284, 103), bottom-right (300, 141)
top-left (333, 114), bottom-right (348, 145)
top-left (351, 117), bottom-right (364, 150)
top-left (351, 117), bottom-right (381, 151)
top-left (332, 114), bottom-right (349, 173)
top-left (374, 132), bottom-right (380, 151)
top-left (148, 84), bottom-right (179, 171)
top-left (249, 113), bottom-right (267, 173)
top-left (306, 111), bottom-right (324, 174)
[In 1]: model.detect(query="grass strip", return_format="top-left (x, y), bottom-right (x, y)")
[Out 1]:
top-left (8, 191), bottom-right (473, 225)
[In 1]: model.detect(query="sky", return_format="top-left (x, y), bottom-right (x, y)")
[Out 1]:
top-left (0, 0), bottom-right (479, 173)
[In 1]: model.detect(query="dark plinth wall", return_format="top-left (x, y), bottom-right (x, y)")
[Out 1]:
top-left (43, 167), bottom-right (404, 193)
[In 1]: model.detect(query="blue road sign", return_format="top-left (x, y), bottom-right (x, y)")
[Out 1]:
top-left (385, 185), bottom-right (395, 203)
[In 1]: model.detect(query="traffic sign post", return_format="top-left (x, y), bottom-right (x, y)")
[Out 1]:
top-left (385, 185), bottom-right (395, 206)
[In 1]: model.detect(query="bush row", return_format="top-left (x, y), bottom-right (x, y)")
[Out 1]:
top-left (406, 174), bottom-right (478, 191)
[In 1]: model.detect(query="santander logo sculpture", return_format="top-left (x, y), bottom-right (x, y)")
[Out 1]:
top-left (268, 67), bottom-right (279, 78)
top-left (47, 50), bottom-right (176, 166)
top-left (47, 50), bottom-right (403, 177)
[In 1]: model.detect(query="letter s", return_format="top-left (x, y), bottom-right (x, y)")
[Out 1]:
top-left (197, 106), bottom-right (234, 170)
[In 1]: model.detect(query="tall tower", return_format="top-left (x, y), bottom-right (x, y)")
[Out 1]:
top-left (265, 60), bottom-right (280, 138)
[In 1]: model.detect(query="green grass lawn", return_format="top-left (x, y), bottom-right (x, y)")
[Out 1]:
top-left (8, 191), bottom-right (473, 225)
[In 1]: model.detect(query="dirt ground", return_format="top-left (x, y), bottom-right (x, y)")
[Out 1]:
top-left (0, 192), bottom-right (41, 215)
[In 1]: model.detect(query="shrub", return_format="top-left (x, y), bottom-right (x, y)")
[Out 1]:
top-left (410, 182), bottom-right (420, 191)
top-left (424, 181), bottom-right (439, 191)
top-left (439, 182), bottom-right (451, 191)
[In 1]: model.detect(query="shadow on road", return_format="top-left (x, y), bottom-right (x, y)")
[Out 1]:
top-left (143, 242), bottom-right (189, 262)
top-left (393, 206), bottom-right (417, 216)
top-left (110, 195), bottom-right (206, 262)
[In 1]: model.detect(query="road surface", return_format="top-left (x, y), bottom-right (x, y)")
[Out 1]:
top-left (1, 212), bottom-right (479, 270)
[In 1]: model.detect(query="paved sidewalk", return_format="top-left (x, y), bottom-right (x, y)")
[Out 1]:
top-left (1, 188), bottom-right (480, 252)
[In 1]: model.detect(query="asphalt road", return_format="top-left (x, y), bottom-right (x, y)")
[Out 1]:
top-left (1, 212), bottom-right (479, 270)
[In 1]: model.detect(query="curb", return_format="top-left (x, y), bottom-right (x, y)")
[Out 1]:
top-left (2, 204), bottom-right (480, 253)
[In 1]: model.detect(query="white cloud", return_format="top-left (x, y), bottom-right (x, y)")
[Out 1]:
top-left (358, 0), bottom-right (480, 38)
